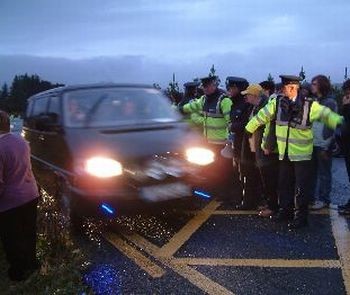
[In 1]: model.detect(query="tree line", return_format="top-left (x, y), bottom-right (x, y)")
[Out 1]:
top-left (0, 74), bottom-right (64, 116)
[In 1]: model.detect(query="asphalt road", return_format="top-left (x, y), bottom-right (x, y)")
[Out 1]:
top-left (75, 158), bottom-right (350, 294)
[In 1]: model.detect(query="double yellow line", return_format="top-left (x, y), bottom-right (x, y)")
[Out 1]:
top-left (104, 200), bottom-right (350, 295)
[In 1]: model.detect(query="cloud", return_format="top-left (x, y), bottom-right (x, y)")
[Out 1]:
top-left (0, 0), bottom-right (349, 84)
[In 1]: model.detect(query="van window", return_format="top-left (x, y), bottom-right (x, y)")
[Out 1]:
top-left (47, 96), bottom-right (61, 122)
top-left (32, 97), bottom-right (49, 116)
top-left (64, 88), bottom-right (179, 127)
top-left (25, 100), bottom-right (35, 118)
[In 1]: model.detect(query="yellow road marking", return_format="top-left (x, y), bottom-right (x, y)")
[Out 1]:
top-left (157, 200), bottom-right (221, 257)
top-left (185, 208), bottom-right (329, 216)
top-left (103, 232), bottom-right (166, 278)
top-left (164, 258), bottom-right (235, 295)
top-left (174, 258), bottom-right (341, 268)
top-left (330, 210), bottom-right (350, 294)
top-left (123, 233), bottom-right (234, 295)
top-left (211, 209), bottom-right (329, 215)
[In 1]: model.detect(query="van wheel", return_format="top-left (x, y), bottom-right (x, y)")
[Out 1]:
top-left (57, 184), bottom-right (83, 233)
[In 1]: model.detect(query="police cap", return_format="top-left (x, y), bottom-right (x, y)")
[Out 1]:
top-left (200, 75), bottom-right (218, 86)
top-left (183, 81), bottom-right (200, 88)
top-left (279, 75), bottom-right (302, 85)
top-left (225, 76), bottom-right (249, 89)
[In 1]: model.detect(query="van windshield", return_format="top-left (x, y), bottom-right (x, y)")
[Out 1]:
top-left (63, 87), bottom-right (180, 127)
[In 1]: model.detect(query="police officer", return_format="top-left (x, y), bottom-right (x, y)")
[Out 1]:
top-left (226, 76), bottom-right (259, 208)
top-left (246, 75), bottom-right (343, 229)
top-left (178, 81), bottom-right (200, 107)
top-left (178, 81), bottom-right (202, 127)
top-left (179, 75), bottom-right (233, 200)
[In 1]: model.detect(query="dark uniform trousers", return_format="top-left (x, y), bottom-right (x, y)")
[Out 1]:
top-left (0, 198), bottom-right (39, 280)
top-left (259, 159), bottom-right (279, 211)
top-left (278, 158), bottom-right (312, 213)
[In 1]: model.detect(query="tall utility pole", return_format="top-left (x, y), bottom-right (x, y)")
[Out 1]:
top-left (345, 67), bottom-right (348, 81)
top-left (299, 66), bottom-right (306, 81)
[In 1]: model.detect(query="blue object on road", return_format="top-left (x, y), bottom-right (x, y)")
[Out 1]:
top-left (101, 203), bottom-right (116, 215)
top-left (194, 189), bottom-right (212, 199)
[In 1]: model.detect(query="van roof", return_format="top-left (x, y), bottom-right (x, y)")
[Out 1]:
top-left (28, 83), bottom-right (157, 100)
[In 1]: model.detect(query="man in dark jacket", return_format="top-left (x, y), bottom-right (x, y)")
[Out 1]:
top-left (0, 110), bottom-right (40, 281)
top-left (338, 79), bottom-right (350, 215)
top-left (242, 84), bottom-right (279, 216)
top-left (226, 76), bottom-right (259, 208)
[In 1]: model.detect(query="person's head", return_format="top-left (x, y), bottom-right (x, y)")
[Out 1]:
top-left (342, 79), bottom-right (350, 105)
top-left (300, 82), bottom-right (312, 99)
top-left (259, 81), bottom-right (276, 97)
top-left (200, 76), bottom-right (218, 96)
top-left (225, 77), bottom-right (249, 98)
top-left (0, 110), bottom-right (10, 133)
top-left (68, 98), bottom-right (79, 113)
top-left (184, 81), bottom-right (199, 98)
top-left (241, 84), bottom-right (263, 106)
top-left (280, 75), bottom-right (301, 99)
top-left (311, 75), bottom-right (331, 98)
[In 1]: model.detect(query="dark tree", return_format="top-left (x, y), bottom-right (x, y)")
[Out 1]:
top-left (0, 83), bottom-right (9, 100)
top-left (4, 74), bottom-right (64, 115)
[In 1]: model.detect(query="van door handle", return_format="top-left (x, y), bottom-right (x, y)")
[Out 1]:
top-left (39, 135), bottom-right (45, 141)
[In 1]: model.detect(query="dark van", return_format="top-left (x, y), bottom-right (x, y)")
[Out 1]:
top-left (23, 84), bottom-right (216, 222)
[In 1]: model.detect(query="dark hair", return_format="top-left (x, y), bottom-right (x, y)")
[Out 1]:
top-left (343, 79), bottom-right (350, 91)
top-left (0, 110), bottom-right (10, 133)
top-left (311, 75), bottom-right (331, 97)
top-left (259, 81), bottom-right (275, 96)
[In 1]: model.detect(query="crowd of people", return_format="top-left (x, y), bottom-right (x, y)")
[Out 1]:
top-left (1, 73), bottom-right (350, 284)
top-left (176, 74), bottom-right (350, 229)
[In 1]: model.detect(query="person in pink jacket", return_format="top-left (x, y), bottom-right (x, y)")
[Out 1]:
top-left (0, 110), bottom-right (40, 281)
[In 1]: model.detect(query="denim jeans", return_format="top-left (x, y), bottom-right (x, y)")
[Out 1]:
top-left (310, 146), bottom-right (333, 204)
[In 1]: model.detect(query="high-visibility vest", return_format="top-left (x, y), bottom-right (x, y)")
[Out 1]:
top-left (183, 94), bottom-right (232, 145)
top-left (246, 96), bottom-right (343, 161)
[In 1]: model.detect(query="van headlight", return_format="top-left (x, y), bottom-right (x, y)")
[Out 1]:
top-left (185, 147), bottom-right (215, 166)
top-left (84, 157), bottom-right (123, 178)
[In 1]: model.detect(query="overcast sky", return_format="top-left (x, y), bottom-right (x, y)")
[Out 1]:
top-left (1, 0), bottom-right (349, 88)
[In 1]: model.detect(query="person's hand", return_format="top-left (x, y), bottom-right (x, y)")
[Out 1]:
top-left (262, 147), bottom-right (271, 155)
top-left (343, 94), bottom-right (350, 105)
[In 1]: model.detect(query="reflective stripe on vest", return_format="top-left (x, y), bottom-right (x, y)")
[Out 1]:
top-left (276, 136), bottom-right (313, 145)
top-left (201, 111), bottom-right (224, 118)
top-left (206, 124), bottom-right (228, 130)
top-left (208, 139), bottom-right (226, 145)
top-left (285, 154), bottom-right (312, 161)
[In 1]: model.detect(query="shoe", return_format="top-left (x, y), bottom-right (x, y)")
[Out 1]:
top-left (270, 208), bottom-right (294, 222)
top-left (328, 203), bottom-right (338, 210)
top-left (288, 209), bottom-right (308, 229)
top-left (235, 202), bottom-right (256, 210)
top-left (288, 217), bottom-right (308, 229)
top-left (309, 201), bottom-right (327, 210)
top-left (339, 207), bottom-right (350, 216)
top-left (258, 208), bottom-right (274, 218)
top-left (338, 201), bottom-right (350, 211)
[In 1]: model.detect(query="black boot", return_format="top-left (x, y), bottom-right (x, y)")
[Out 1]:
top-left (289, 186), bottom-right (309, 229)
top-left (270, 208), bottom-right (294, 222)
top-left (288, 208), bottom-right (308, 229)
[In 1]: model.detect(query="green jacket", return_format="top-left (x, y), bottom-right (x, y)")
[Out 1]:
top-left (183, 92), bottom-right (232, 145)
top-left (246, 96), bottom-right (343, 161)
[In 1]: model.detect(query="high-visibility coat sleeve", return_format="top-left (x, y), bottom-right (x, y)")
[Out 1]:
top-left (221, 97), bottom-right (233, 126)
top-left (246, 98), bottom-right (277, 134)
top-left (190, 112), bottom-right (204, 125)
top-left (183, 97), bottom-right (203, 114)
top-left (310, 101), bottom-right (343, 129)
